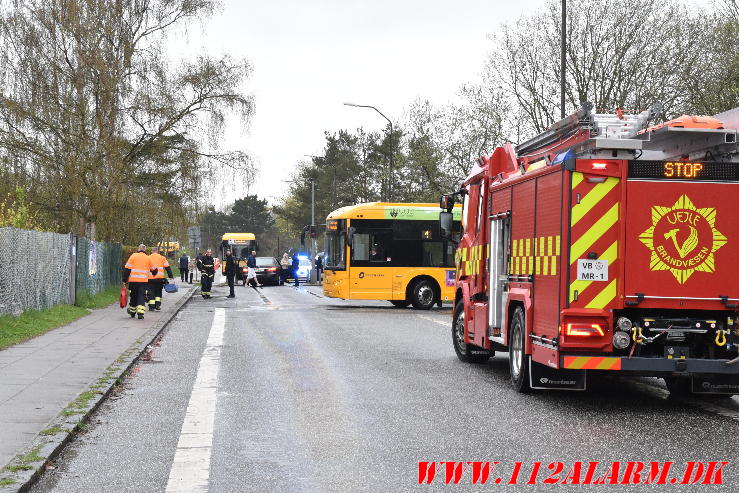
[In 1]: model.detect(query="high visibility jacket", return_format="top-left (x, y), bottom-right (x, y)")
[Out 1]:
top-left (125, 252), bottom-right (155, 283)
top-left (148, 253), bottom-right (170, 280)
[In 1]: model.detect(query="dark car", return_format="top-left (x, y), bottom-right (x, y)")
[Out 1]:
top-left (252, 257), bottom-right (280, 286)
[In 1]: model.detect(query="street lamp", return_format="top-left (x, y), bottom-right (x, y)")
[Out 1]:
top-left (303, 156), bottom-right (318, 258)
top-left (343, 102), bottom-right (394, 202)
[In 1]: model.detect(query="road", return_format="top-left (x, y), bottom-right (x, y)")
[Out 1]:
top-left (32, 282), bottom-right (739, 492)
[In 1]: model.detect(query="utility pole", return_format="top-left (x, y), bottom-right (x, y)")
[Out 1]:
top-left (343, 102), bottom-right (393, 201)
top-left (561, 0), bottom-right (567, 119)
top-left (311, 178), bottom-right (316, 257)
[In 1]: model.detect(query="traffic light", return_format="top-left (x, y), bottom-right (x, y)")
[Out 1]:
top-left (309, 226), bottom-right (317, 238)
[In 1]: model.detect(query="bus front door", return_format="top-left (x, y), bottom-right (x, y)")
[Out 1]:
top-left (349, 231), bottom-right (393, 299)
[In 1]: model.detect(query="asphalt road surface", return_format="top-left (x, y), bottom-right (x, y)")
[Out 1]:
top-left (32, 283), bottom-right (739, 492)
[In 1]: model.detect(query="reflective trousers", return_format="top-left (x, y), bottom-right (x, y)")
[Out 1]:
top-left (201, 272), bottom-right (214, 295)
top-left (128, 282), bottom-right (147, 314)
top-left (148, 280), bottom-right (164, 308)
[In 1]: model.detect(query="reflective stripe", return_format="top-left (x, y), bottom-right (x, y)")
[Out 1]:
top-left (125, 263), bottom-right (133, 268)
top-left (131, 268), bottom-right (148, 273)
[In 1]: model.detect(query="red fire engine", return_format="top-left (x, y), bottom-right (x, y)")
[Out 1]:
top-left (439, 103), bottom-right (739, 394)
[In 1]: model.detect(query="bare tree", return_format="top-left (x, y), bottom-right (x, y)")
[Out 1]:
top-left (0, 0), bottom-right (254, 241)
top-left (488, 0), bottom-right (709, 136)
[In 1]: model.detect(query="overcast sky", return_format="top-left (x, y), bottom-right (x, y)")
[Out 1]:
top-left (177, 0), bottom-right (548, 206)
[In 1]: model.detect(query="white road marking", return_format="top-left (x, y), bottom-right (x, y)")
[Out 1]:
top-left (165, 307), bottom-right (226, 492)
top-left (416, 314), bottom-right (450, 327)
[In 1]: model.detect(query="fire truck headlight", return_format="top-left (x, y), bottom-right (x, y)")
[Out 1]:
top-left (616, 317), bottom-right (632, 331)
top-left (612, 331), bottom-right (631, 350)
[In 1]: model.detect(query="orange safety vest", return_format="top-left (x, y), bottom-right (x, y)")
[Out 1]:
top-left (125, 252), bottom-right (153, 283)
top-left (148, 253), bottom-right (170, 280)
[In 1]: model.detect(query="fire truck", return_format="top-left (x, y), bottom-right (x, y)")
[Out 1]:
top-left (439, 103), bottom-right (739, 394)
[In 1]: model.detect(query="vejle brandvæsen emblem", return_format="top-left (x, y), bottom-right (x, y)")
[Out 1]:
top-left (638, 194), bottom-right (727, 284)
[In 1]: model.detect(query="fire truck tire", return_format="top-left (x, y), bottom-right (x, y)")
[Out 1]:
top-left (410, 279), bottom-right (438, 310)
top-left (452, 301), bottom-right (491, 364)
top-left (509, 307), bottom-right (531, 393)
top-left (389, 300), bottom-right (411, 308)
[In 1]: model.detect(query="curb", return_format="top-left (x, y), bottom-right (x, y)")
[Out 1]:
top-left (0, 286), bottom-right (197, 493)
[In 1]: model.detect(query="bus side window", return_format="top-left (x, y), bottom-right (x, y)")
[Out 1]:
top-left (352, 234), bottom-right (370, 260)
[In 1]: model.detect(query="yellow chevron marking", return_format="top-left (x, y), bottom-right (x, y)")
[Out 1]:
top-left (555, 235), bottom-right (560, 256)
top-left (565, 356), bottom-right (589, 369)
top-left (595, 358), bottom-right (618, 370)
top-left (586, 279), bottom-right (618, 309)
top-left (569, 241), bottom-right (618, 302)
top-left (570, 204), bottom-right (619, 264)
top-left (572, 171), bottom-right (585, 189)
top-left (571, 177), bottom-right (619, 226)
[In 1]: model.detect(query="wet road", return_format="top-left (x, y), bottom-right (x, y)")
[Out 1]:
top-left (32, 283), bottom-right (739, 492)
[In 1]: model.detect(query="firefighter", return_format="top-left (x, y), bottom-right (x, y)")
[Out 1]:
top-left (225, 248), bottom-right (236, 298)
top-left (197, 248), bottom-right (215, 298)
top-left (148, 246), bottom-right (174, 311)
top-left (123, 244), bottom-right (158, 319)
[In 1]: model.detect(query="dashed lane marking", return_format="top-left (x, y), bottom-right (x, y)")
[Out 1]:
top-left (165, 307), bottom-right (225, 492)
top-left (416, 314), bottom-right (450, 327)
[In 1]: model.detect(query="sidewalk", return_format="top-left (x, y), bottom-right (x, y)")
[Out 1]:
top-left (0, 283), bottom-right (194, 487)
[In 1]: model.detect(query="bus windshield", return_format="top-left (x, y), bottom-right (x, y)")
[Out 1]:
top-left (325, 219), bottom-right (346, 270)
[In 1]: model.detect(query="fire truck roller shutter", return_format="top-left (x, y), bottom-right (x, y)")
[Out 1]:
top-left (568, 172), bottom-right (621, 310)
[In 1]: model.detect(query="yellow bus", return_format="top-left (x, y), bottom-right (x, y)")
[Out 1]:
top-left (323, 202), bottom-right (461, 309)
top-left (220, 233), bottom-right (257, 279)
top-left (157, 241), bottom-right (180, 256)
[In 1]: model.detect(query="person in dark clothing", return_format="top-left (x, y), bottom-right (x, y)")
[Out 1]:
top-left (246, 250), bottom-right (257, 268)
top-left (179, 254), bottom-right (190, 282)
top-left (315, 254), bottom-right (323, 282)
top-left (197, 249), bottom-right (215, 298)
top-left (225, 249), bottom-right (236, 298)
top-left (291, 251), bottom-right (300, 287)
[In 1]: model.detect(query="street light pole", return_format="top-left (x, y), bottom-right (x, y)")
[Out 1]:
top-left (561, 0), bottom-right (567, 119)
top-left (311, 178), bottom-right (316, 257)
top-left (343, 102), bottom-right (394, 202)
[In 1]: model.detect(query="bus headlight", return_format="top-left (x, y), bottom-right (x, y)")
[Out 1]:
top-left (612, 331), bottom-right (631, 350)
top-left (616, 317), bottom-right (632, 331)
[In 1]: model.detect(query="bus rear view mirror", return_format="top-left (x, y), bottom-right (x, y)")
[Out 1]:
top-left (439, 211), bottom-right (453, 239)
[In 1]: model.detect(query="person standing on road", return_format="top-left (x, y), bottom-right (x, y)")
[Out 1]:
top-left (315, 253), bottom-right (323, 282)
top-left (247, 250), bottom-right (257, 269)
top-left (179, 253), bottom-right (190, 282)
top-left (148, 247), bottom-right (174, 311)
top-left (123, 244), bottom-right (158, 319)
top-left (280, 252), bottom-right (291, 285)
top-left (291, 250), bottom-right (300, 288)
top-left (225, 249), bottom-right (236, 298)
top-left (197, 249), bottom-right (215, 299)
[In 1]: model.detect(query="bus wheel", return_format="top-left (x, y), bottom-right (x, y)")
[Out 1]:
top-left (452, 301), bottom-right (490, 364)
top-left (410, 279), bottom-right (437, 310)
top-left (389, 300), bottom-right (410, 308)
top-left (509, 307), bottom-right (530, 393)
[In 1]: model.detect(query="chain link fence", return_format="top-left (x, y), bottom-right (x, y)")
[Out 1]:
top-left (75, 237), bottom-right (122, 298)
top-left (0, 227), bottom-right (122, 317)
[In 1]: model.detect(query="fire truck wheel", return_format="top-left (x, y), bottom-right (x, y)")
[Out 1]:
top-left (389, 300), bottom-right (411, 308)
top-left (452, 301), bottom-right (490, 364)
top-left (509, 307), bottom-right (531, 393)
top-left (410, 279), bottom-right (437, 310)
